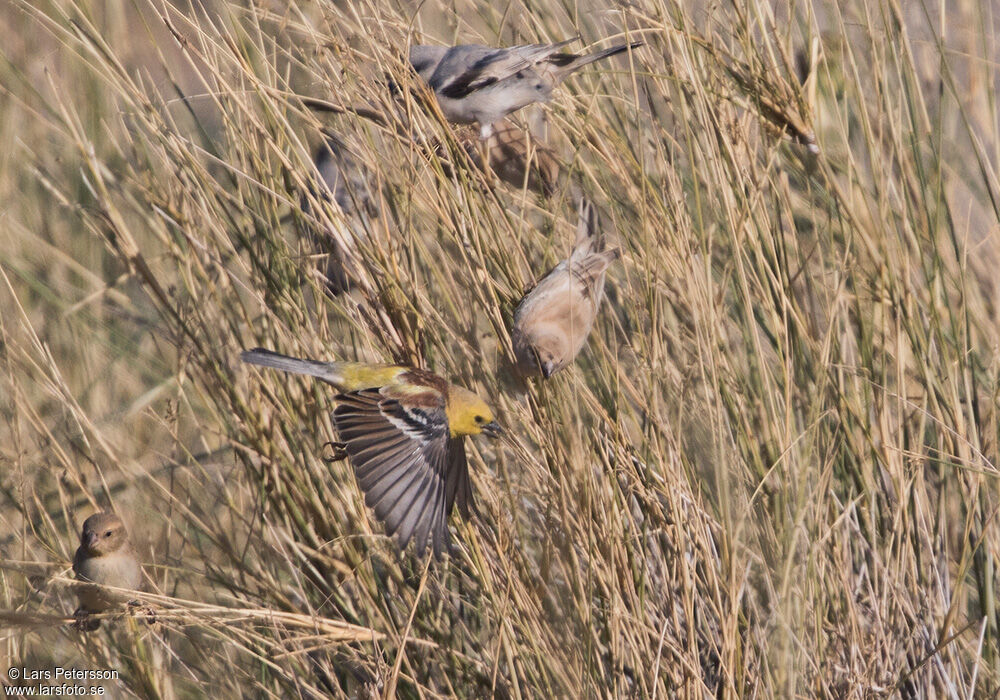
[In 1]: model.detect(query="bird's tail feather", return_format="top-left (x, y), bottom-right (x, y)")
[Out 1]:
top-left (240, 348), bottom-right (344, 387)
top-left (573, 196), bottom-right (603, 255)
top-left (522, 38), bottom-right (579, 60)
top-left (556, 41), bottom-right (642, 77)
top-left (571, 197), bottom-right (622, 273)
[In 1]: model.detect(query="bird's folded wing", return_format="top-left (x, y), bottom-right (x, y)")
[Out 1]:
top-left (568, 249), bottom-right (620, 293)
top-left (435, 49), bottom-right (519, 99)
top-left (435, 40), bottom-right (576, 99)
top-left (72, 546), bottom-right (85, 576)
top-left (333, 389), bottom-right (465, 557)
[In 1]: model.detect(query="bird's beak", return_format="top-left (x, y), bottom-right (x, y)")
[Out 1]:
top-left (541, 361), bottom-right (556, 378)
top-left (86, 533), bottom-right (99, 549)
top-left (482, 421), bottom-right (503, 439)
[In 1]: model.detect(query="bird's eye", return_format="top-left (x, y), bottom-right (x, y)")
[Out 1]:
top-left (104, 531), bottom-right (112, 537)
top-left (474, 415), bottom-right (484, 423)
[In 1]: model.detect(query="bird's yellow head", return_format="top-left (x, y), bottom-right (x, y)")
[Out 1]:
top-left (446, 385), bottom-right (502, 439)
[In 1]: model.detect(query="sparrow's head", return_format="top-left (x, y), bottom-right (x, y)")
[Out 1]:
top-left (79, 512), bottom-right (129, 557)
top-left (513, 327), bottom-right (567, 379)
top-left (538, 354), bottom-right (560, 378)
top-left (446, 385), bottom-right (502, 438)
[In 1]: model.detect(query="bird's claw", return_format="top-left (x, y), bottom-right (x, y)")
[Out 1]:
top-left (127, 600), bottom-right (157, 625)
top-left (323, 441), bottom-right (349, 463)
top-left (73, 608), bottom-right (100, 632)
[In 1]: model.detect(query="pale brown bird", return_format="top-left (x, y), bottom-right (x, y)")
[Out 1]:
top-left (459, 116), bottom-right (561, 196)
top-left (512, 198), bottom-right (619, 377)
top-left (72, 512), bottom-right (142, 630)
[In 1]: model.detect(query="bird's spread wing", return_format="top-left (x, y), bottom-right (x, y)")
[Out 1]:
top-left (445, 437), bottom-right (473, 518)
top-left (332, 388), bottom-right (468, 557)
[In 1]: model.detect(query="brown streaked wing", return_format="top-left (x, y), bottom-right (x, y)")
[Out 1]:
top-left (569, 250), bottom-right (619, 293)
top-left (332, 389), bottom-right (464, 557)
top-left (396, 368), bottom-right (450, 398)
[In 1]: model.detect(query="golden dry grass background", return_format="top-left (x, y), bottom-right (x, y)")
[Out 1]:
top-left (2, 0), bottom-right (1000, 697)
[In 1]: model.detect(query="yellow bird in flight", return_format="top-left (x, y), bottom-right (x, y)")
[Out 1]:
top-left (241, 348), bottom-right (501, 557)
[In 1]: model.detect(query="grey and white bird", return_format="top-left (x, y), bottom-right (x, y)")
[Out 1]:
top-left (72, 511), bottom-right (142, 630)
top-left (512, 198), bottom-right (619, 378)
top-left (409, 39), bottom-right (641, 138)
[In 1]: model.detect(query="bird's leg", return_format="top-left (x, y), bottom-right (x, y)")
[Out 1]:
top-left (127, 599), bottom-right (157, 626)
top-left (323, 441), bottom-right (349, 463)
top-left (475, 124), bottom-right (496, 189)
top-left (73, 607), bottom-right (100, 632)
